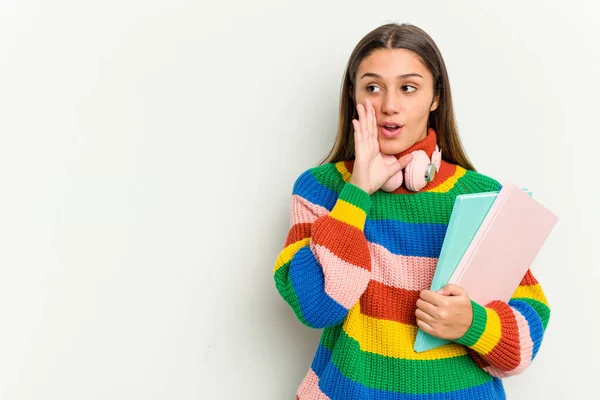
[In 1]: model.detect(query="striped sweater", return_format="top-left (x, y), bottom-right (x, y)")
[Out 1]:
top-left (273, 130), bottom-right (551, 400)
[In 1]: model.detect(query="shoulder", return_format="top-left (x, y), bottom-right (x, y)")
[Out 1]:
top-left (458, 167), bottom-right (502, 194)
top-left (292, 161), bottom-right (349, 210)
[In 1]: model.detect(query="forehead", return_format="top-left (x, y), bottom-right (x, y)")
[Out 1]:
top-left (357, 48), bottom-right (431, 80)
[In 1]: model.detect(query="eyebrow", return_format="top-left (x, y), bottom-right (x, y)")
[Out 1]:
top-left (360, 72), bottom-right (423, 80)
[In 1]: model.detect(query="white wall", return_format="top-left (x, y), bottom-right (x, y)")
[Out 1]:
top-left (0, 1), bottom-right (597, 399)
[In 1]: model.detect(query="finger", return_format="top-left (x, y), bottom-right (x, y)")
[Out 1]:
top-left (416, 298), bottom-right (438, 317)
top-left (359, 101), bottom-right (368, 139)
top-left (436, 286), bottom-right (449, 295)
top-left (416, 318), bottom-right (434, 334)
top-left (352, 119), bottom-right (362, 143)
top-left (371, 101), bottom-right (378, 138)
top-left (358, 104), bottom-right (369, 140)
top-left (386, 157), bottom-right (405, 177)
top-left (439, 283), bottom-right (466, 296)
top-left (415, 308), bottom-right (436, 324)
top-left (397, 153), bottom-right (415, 169)
top-left (385, 152), bottom-right (414, 178)
top-left (419, 290), bottom-right (446, 307)
top-left (365, 99), bottom-right (374, 138)
top-left (356, 103), bottom-right (364, 125)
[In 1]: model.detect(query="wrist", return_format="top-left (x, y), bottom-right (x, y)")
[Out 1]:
top-left (455, 300), bottom-right (487, 347)
top-left (348, 178), bottom-right (371, 195)
top-left (328, 183), bottom-right (372, 230)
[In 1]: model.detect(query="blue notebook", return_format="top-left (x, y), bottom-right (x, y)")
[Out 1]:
top-left (412, 188), bottom-right (532, 353)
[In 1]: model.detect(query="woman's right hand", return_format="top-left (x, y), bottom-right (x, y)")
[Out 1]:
top-left (349, 99), bottom-right (414, 195)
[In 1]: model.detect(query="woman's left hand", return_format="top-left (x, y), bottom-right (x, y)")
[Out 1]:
top-left (415, 283), bottom-right (473, 340)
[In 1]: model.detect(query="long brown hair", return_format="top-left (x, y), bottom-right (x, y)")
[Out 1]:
top-left (319, 23), bottom-right (476, 171)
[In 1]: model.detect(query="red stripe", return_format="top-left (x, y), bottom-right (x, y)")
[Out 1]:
top-left (483, 300), bottom-right (521, 371)
top-left (519, 269), bottom-right (538, 286)
top-left (312, 216), bottom-right (371, 270)
top-left (360, 280), bottom-right (419, 325)
top-left (344, 160), bottom-right (353, 174)
top-left (467, 348), bottom-right (491, 369)
top-left (285, 222), bottom-right (312, 247)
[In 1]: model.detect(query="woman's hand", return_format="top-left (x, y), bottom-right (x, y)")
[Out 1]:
top-left (349, 99), bottom-right (413, 195)
top-left (415, 283), bottom-right (474, 340)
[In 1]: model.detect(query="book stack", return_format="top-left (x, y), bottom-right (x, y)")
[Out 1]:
top-left (413, 182), bottom-right (558, 353)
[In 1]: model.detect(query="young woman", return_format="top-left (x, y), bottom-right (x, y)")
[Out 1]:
top-left (273, 23), bottom-right (550, 400)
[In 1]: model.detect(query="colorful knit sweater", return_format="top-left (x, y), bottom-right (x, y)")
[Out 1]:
top-left (273, 130), bottom-right (551, 400)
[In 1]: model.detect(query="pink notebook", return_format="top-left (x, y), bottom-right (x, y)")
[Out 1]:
top-left (448, 182), bottom-right (558, 305)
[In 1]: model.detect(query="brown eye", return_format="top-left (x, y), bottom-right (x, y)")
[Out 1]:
top-left (402, 85), bottom-right (417, 93)
top-left (367, 85), bottom-right (382, 93)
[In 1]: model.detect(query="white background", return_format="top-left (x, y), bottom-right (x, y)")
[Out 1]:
top-left (0, 1), bottom-right (597, 399)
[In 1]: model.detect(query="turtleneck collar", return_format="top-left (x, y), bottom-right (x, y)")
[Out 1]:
top-left (344, 126), bottom-right (446, 194)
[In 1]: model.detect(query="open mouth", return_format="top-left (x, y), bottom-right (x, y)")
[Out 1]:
top-left (381, 125), bottom-right (402, 137)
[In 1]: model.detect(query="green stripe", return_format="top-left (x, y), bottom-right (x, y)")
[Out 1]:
top-left (455, 300), bottom-right (487, 347)
top-left (320, 324), bottom-right (344, 348)
top-left (310, 163), bottom-right (347, 193)
top-left (274, 262), bottom-right (309, 326)
top-left (370, 190), bottom-right (459, 223)
top-left (369, 172), bottom-right (500, 223)
top-left (320, 328), bottom-right (492, 394)
top-left (459, 169), bottom-right (502, 193)
top-left (517, 298), bottom-right (551, 330)
top-left (338, 183), bottom-right (372, 213)
top-left (310, 165), bottom-right (493, 224)
top-left (311, 164), bottom-right (501, 224)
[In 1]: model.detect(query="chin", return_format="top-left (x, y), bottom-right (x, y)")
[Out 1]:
top-left (379, 140), bottom-right (410, 156)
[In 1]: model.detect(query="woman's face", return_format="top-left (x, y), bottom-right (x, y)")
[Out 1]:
top-left (353, 48), bottom-right (439, 155)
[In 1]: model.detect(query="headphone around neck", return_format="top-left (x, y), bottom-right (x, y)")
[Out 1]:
top-left (380, 145), bottom-right (442, 192)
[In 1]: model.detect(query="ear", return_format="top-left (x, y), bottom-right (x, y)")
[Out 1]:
top-left (430, 94), bottom-right (440, 112)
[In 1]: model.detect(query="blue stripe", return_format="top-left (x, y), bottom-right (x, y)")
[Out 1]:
top-left (293, 170), bottom-right (447, 258)
top-left (293, 169), bottom-right (339, 211)
top-left (289, 246), bottom-right (347, 328)
top-left (365, 219), bottom-right (447, 258)
top-left (311, 343), bottom-right (332, 376)
top-left (311, 344), bottom-right (506, 399)
top-left (509, 299), bottom-right (544, 359)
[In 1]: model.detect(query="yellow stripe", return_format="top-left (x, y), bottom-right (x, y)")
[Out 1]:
top-left (335, 162), bottom-right (352, 182)
top-left (427, 166), bottom-right (467, 193)
top-left (342, 302), bottom-right (467, 360)
top-left (273, 238), bottom-right (310, 273)
top-left (512, 283), bottom-right (549, 307)
top-left (329, 199), bottom-right (367, 230)
top-left (471, 308), bottom-right (502, 355)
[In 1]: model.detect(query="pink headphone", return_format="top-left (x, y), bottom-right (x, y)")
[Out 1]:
top-left (380, 146), bottom-right (442, 192)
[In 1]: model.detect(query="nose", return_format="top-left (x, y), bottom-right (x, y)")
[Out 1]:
top-left (381, 91), bottom-right (400, 115)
